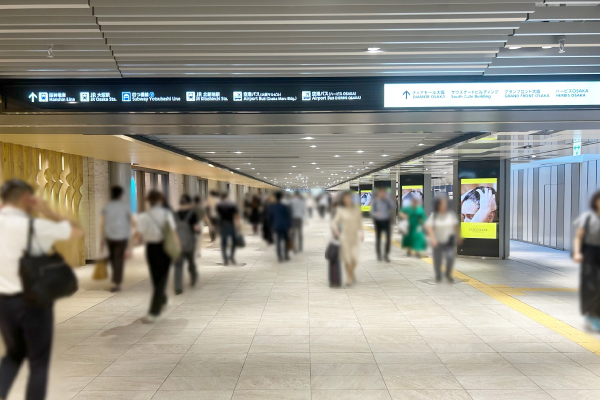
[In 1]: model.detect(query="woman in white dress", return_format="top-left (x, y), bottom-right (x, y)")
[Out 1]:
top-left (331, 191), bottom-right (364, 285)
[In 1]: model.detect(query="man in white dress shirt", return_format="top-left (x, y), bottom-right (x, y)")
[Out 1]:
top-left (0, 179), bottom-right (82, 400)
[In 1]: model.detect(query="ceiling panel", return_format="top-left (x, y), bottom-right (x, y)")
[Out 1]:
top-left (0, 2), bottom-right (595, 78)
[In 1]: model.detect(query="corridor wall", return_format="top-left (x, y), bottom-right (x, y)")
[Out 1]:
top-left (510, 157), bottom-right (600, 251)
top-left (0, 142), bottom-right (89, 265)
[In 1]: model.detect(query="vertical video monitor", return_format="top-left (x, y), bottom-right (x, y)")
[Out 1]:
top-left (459, 178), bottom-right (499, 239)
top-left (401, 185), bottom-right (424, 208)
top-left (360, 190), bottom-right (372, 212)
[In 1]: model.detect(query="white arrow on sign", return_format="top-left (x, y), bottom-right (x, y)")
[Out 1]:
top-left (28, 92), bottom-right (37, 102)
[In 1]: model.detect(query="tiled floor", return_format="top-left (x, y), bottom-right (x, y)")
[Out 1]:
top-left (2, 216), bottom-right (598, 400)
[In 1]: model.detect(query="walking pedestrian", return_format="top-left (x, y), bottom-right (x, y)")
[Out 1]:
top-left (425, 195), bottom-right (460, 283)
top-left (573, 190), bottom-right (600, 331)
top-left (318, 193), bottom-right (328, 219)
top-left (399, 197), bottom-right (427, 257)
top-left (99, 186), bottom-right (134, 292)
top-left (217, 192), bottom-right (240, 266)
top-left (174, 195), bottom-right (199, 294)
top-left (269, 192), bottom-right (292, 262)
top-left (290, 191), bottom-right (306, 253)
top-left (205, 190), bottom-right (220, 241)
top-left (371, 187), bottom-right (396, 262)
top-left (331, 191), bottom-right (364, 285)
top-left (262, 194), bottom-right (275, 245)
top-left (0, 179), bottom-right (83, 400)
top-left (249, 195), bottom-right (262, 235)
top-left (193, 195), bottom-right (211, 258)
top-left (134, 190), bottom-right (180, 323)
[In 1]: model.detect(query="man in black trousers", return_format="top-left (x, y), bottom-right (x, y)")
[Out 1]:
top-left (371, 187), bottom-right (397, 262)
top-left (0, 179), bottom-right (83, 400)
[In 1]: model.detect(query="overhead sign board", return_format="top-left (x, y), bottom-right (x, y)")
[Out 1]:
top-left (1, 81), bottom-right (372, 112)
top-left (384, 82), bottom-right (600, 108)
top-left (3, 78), bottom-right (600, 113)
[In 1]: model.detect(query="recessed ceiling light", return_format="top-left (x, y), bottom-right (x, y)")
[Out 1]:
top-left (251, 167), bottom-right (255, 170)
top-left (311, 162), bottom-right (317, 165)
top-left (381, 154), bottom-right (389, 157)
top-left (186, 157), bottom-right (193, 161)
top-left (302, 137), bottom-right (314, 140)
top-left (508, 46), bottom-right (521, 50)
top-left (316, 167), bottom-right (320, 169)
top-left (367, 47), bottom-right (381, 52)
top-left (206, 151), bottom-right (215, 154)
top-left (289, 172), bottom-right (292, 174)
top-left (349, 165), bottom-right (353, 167)
top-left (234, 151), bottom-right (243, 154)
top-left (246, 162), bottom-right (251, 165)
top-left (292, 166), bottom-right (297, 168)
top-left (542, 46), bottom-right (553, 49)
top-left (418, 143), bottom-right (424, 146)
top-left (310, 145), bottom-right (317, 148)
top-left (357, 150), bottom-right (364, 153)
top-left (435, 150), bottom-right (441, 153)
top-left (443, 172), bottom-right (448, 174)
top-left (208, 164), bottom-right (214, 168)
top-left (235, 167), bottom-right (240, 170)
top-left (531, 155), bottom-right (537, 158)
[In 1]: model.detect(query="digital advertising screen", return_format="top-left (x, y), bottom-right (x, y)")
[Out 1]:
top-left (360, 190), bottom-right (372, 212)
top-left (460, 178), bottom-right (498, 239)
top-left (400, 185), bottom-right (424, 208)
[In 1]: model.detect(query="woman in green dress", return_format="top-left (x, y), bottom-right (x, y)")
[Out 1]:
top-left (399, 197), bottom-right (428, 256)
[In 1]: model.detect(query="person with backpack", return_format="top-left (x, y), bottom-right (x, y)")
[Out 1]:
top-left (0, 179), bottom-right (83, 400)
top-left (174, 195), bottom-right (200, 294)
top-left (425, 195), bottom-right (460, 283)
top-left (573, 190), bottom-right (600, 332)
top-left (134, 190), bottom-right (180, 323)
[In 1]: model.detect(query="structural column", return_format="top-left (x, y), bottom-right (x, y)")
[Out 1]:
top-left (454, 159), bottom-right (510, 259)
top-left (109, 162), bottom-right (132, 199)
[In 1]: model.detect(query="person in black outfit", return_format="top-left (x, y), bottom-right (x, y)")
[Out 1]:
top-left (174, 194), bottom-right (199, 294)
top-left (217, 192), bottom-right (240, 266)
top-left (268, 191), bottom-right (292, 262)
top-left (249, 195), bottom-right (262, 235)
top-left (262, 194), bottom-right (275, 245)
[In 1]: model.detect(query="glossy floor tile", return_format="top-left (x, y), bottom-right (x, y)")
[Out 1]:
top-left (1, 218), bottom-right (598, 400)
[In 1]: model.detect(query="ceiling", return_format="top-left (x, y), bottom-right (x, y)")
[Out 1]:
top-left (336, 129), bottom-right (600, 188)
top-left (2, 0), bottom-right (600, 78)
top-left (144, 131), bottom-right (468, 189)
top-left (0, 133), bottom-right (276, 188)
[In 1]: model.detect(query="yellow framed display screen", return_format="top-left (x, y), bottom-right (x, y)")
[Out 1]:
top-left (360, 190), bottom-right (372, 211)
top-left (400, 185), bottom-right (423, 208)
top-left (460, 178), bottom-right (498, 239)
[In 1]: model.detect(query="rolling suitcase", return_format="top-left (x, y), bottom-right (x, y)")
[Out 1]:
top-left (325, 242), bottom-right (342, 287)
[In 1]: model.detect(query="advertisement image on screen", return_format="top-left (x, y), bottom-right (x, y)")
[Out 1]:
top-left (360, 190), bottom-right (372, 211)
top-left (401, 185), bottom-right (423, 208)
top-left (460, 178), bottom-right (498, 239)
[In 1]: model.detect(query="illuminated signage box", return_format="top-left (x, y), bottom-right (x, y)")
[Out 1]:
top-left (384, 82), bottom-right (600, 108)
top-left (3, 78), bottom-right (600, 113)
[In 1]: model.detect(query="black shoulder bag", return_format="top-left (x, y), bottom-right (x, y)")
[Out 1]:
top-left (19, 219), bottom-right (78, 306)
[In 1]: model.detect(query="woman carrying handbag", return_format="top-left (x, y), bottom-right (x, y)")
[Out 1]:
top-left (133, 190), bottom-right (181, 323)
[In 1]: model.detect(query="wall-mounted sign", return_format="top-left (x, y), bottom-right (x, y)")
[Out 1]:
top-left (385, 82), bottom-right (600, 108)
top-left (400, 185), bottom-right (423, 208)
top-left (460, 178), bottom-right (498, 239)
top-left (360, 190), bottom-right (372, 212)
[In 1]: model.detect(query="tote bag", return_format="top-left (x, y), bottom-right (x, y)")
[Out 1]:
top-left (19, 219), bottom-right (78, 306)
